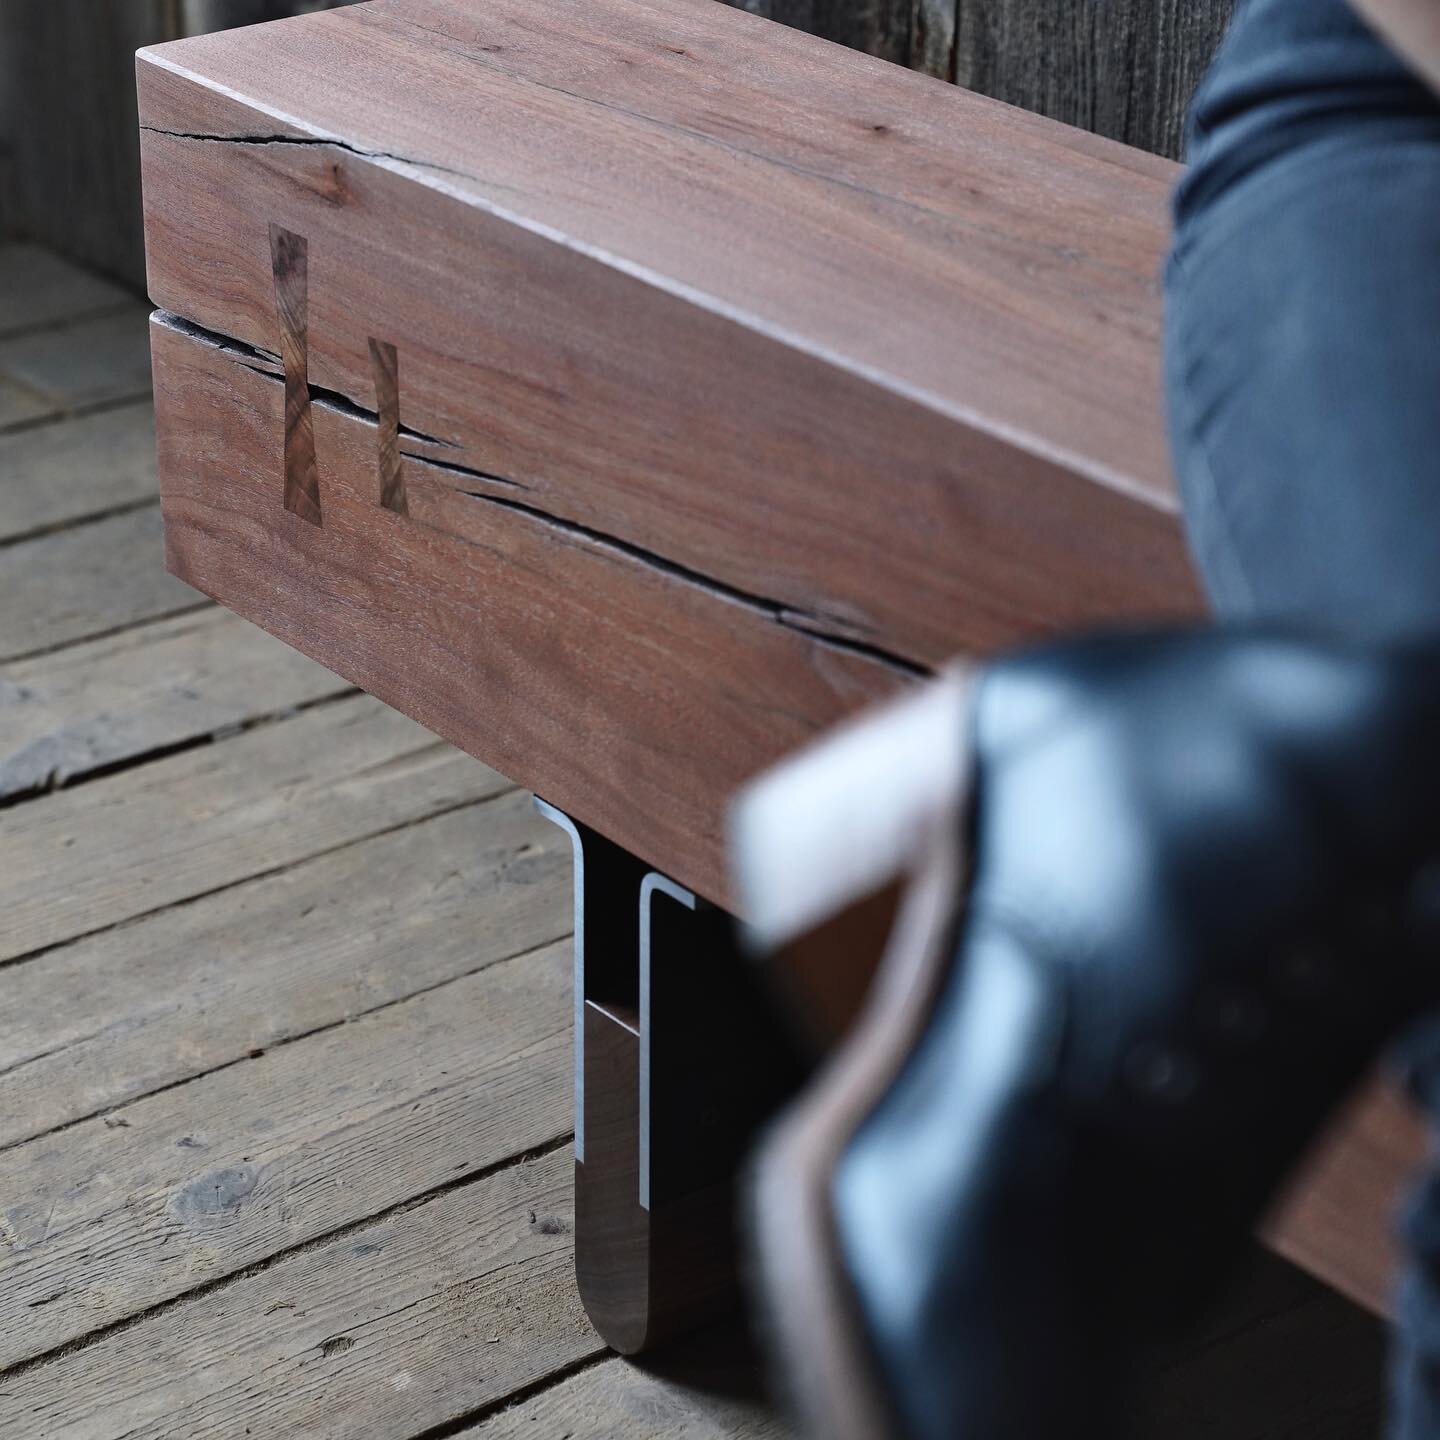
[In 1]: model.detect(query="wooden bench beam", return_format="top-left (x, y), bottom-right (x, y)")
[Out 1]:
top-left (139, 0), bottom-right (1418, 1352)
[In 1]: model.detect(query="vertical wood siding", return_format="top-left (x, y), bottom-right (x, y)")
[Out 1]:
top-left (723, 0), bottom-right (1236, 157)
top-left (953, 0), bottom-right (1235, 158)
top-left (0, 1), bottom-right (362, 287)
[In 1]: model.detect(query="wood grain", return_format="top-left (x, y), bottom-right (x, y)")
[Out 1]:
top-left (0, 1149), bottom-right (598, 1436)
top-left (0, 691), bottom-right (509, 964)
top-left (954, 0), bottom-right (1235, 159)
top-left (369, 337), bottom-right (407, 514)
top-left (138, 0), bottom-right (1200, 670)
top-left (132, 0), bottom-right (1409, 1345)
top-left (0, 941), bottom-right (572, 1370)
top-left (0, 793), bottom-right (568, 1151)
top-left (152, 315), bottom-right (908, 908)
top-left (0, 607), bottom-right (347, 800)
top-left (733, 0), bottom-right (954, 77)
top-left (0, 401), bottom-right (158, 545)
top-left (269, 224), bottom-right (323, 526)
top-left (0, 505), bottom-right (202, 663)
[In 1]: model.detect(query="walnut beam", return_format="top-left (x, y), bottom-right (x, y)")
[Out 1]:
top-left (139, 0), bottom-right (1418, 1352)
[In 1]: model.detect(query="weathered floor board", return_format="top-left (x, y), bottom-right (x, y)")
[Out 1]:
top-left (0, 400), bottom-right (159, 545)
top-left (0, 1149), bottom-right (598, 1440)
top-left (0, 243), bottom-right (134, 342)
top-left (0, 607), bottom-right (350, 800)
top-left (0, 505), bottom-right (203, 662)
top-left (0, 940), bottom-right (572, 1369)
top-left (0, 374), bottom-right (51, 429)
top-left (464, 1331), bottom-right (792, 1439)
top-left (0, 693), bottom-right (510, 964)
top-left (0, 305), bottom-right (154, 414)
top-left (0, 793), bottom-right (568, 1152)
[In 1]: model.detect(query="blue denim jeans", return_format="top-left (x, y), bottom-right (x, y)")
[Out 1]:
top-left (1165, 2), bottom-right (1440, 1431)
top-left (1167, 0), bottom-right (1440, 641)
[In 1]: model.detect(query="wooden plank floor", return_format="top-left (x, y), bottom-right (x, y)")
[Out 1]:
top-left (0, 240), bottom-right (1396, 1437)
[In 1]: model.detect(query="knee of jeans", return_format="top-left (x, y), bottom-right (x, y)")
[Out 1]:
top-left (1174, 0), bottom-right (1433, 231)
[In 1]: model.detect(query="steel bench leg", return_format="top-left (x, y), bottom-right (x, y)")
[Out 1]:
top-left (535, 798), bottom-right (802, 1354)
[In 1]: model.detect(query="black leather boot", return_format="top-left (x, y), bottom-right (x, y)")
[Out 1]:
top-left (731, 628), bottom-right (1440, 1440)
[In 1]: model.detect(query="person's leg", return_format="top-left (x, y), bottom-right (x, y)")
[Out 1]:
top-left (1166, 0), bottom-right (1440, 641)
top-left (731, 12), bottom-right (1440, 1438)
top-left (1394, 1018), bottom-right (1440, 1438)
top-left (1166, 4), bottom-right (1440, 1431)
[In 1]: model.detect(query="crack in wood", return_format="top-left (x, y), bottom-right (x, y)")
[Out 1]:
top-left (396, 447), bottom-right (530, 491)
top-left (159, 313), bottom-right (456, 449)
top-left (453, 486), bottom-right (926, 676)
top-left (151, 310), bottom-right (924, 677)
top-left (140, 124), bottom-right (478, 183)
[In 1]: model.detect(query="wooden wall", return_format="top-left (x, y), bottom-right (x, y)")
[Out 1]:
top-left (728, 0), bottom-right (959, 79)
top-left (728, 0), bottom-right (1236, 157)
top-left (953, 0), bottom-right (1235, 159)
top-left (0, 1), bottom-right (360, 289)
top-left (0, 2), bottom-right (177, 288)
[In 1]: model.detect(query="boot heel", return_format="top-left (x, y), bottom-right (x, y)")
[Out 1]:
top-left (731, 664), bottom-right (977, 946)
top-left (731, 665), bottom-right (981, 1438)
top-left (729, 665), bottom-right (978, 1047)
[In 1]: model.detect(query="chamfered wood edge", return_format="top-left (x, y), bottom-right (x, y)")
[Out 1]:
top-left (132, 17), bottom-right (1187, 518)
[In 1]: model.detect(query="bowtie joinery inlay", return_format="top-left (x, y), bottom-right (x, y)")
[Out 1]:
top-left (269, 223), bottom-right (409, 523)
top-left (268, 222), bottom-right (322, 526)
top-left (369, 337), bottom-right (408, 516)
